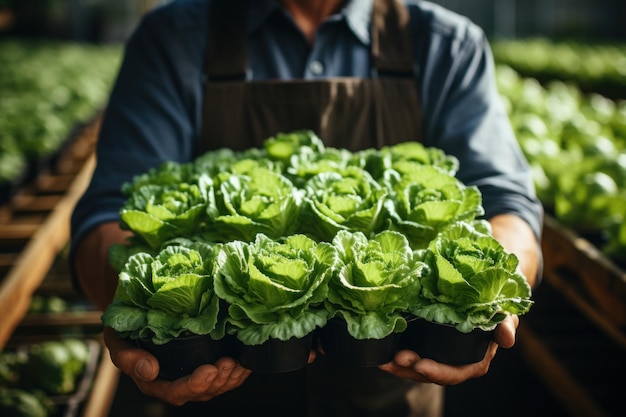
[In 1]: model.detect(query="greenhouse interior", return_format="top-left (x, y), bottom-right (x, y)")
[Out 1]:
top-left (1, 1), bottom-right (625, 416)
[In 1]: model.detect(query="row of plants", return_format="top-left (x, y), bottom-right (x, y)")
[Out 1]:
top-left (492, 38), bottom-right (626, 98)
top-left (496, 64), bottom-right (626, 264)
top-left (102, 131), bottom-right (533, 374)
top-left (0, 38), bottom-right (121, 195)
top-left (0, 338), bottom-right (95, 417)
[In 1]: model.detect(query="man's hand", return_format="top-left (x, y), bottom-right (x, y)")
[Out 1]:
top-left (378, 314), bottom-right (518, 385)
top-left (104, 327), bottom-right (251, 405)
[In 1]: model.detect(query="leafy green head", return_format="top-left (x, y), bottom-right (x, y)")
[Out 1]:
top-left (299, 166), bottom-right (389, 242)
top-left (213, 234), bottom-right (337, 345)
top-left (410, 220), bottom-right (533, 332)
top-left (121, 161), bottom-right (196, 196)
top-left (208, 160), bottom-right (303, 242)
top-left (119, 174), bottom-right (213, 250)
top-left (326, 230), bottom-right (427, 339)
top-left (101, 243), bottom-right (222, 344)
top-left (264, 129), bottom-right (326, 167)
top-left (355, 141), bottom-right (460, 181)
top-left (383, 165), bottom-right (484, 249)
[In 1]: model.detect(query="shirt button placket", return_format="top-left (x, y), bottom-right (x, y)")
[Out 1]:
top-left (309, 60), bottom-right (325, 76)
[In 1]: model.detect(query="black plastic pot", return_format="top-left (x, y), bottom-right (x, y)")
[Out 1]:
top-left (317, 318), bottom-right (401, 367)
top-left (137, 334), bottom-right (228, 381)
top-left (399, 317), bottom-right (493, 365)
top-left (234, 334), bottom-right (313, 373)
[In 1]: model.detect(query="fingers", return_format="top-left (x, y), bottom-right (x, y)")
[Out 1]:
top-left (378, 350), bottom-right (429, 382)
top-left (132, 357), bottom-right (251, 406)
top-left (379, 342), bottom-right (499, 386)
top-left (202, 357), bottom-right (251, 394)
top-left (139, 358), bottom-right (249, 405)
top-left (379, 316), bottom-right (521, 385)
top-left (103, 327), bottom-right (251, 405)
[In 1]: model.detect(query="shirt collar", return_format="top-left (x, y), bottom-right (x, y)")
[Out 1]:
top-left (342, 0), bottom-right (373, 45)
top-left (248, 0), bottom-right (373, 45)
top-left (248, 0), bottom-right (278, 32)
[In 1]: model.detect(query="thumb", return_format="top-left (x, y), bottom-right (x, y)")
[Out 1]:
top-left (104, 326), bottom-right (160, 381)
top-left (493, 315), bottom-right (519, 349)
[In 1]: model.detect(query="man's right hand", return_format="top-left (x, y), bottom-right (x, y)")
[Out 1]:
top-left (104, 327), bottom-right (252, 405)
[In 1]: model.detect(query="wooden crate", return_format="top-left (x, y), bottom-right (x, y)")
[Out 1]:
top-left (541, 214), bottom-right (626, 345)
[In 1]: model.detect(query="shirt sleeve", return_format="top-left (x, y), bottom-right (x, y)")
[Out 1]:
top-left (418, 15), bottom-right (544, 243)
top-left (69, 5), bottom-right (204, 290)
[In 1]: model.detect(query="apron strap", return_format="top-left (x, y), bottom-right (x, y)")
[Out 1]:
top-left (371, 0), bottom-right (415, 77)
top-left (206, 0), bottom-right (414, 80)
top-left (199, 0), bottom-right (422, 156)
top-left (206, 0), bottom-right (248, 81)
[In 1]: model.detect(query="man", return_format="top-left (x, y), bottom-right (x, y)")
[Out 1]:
top-left (71, 0), bottom-right (542, 415)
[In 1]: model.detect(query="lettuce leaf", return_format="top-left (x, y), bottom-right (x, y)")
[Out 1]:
top-left (119, 174), bottom-right (213, 250)
top-left (299, 167), bottom-right (389, 242)
top-left (207, 160), bottom-right (302, 242)
top-left (325, 230), bottom-right (426, 339)
top-left (101, 244), bottom-right (222, 345)
top-left (409, 221), bottom-right (533, 332)
top-left (213, 234), bottom-right (337, 345)
top-left (383, 165), bottom-right (484, 249)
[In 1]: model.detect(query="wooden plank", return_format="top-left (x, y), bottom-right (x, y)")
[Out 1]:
top-left (543, 268), bottom-right (626, 350)
top-left (0, 155), bottom-right (95, 348)
top-left (0, 252), bottom-right (18, 268)
top-left (9, 194), bottom-right (63, 213)
top-left (0, 206), bottom-right (12, 222)
top-left (54, 117), bottom-right (101, 176)
top-left (542, 215), bottom-right (626, 326)
top-left (0, 224), bottom-right (41, 240)
top-left (19, 311), bottom-right (103, 327)
top-left (80, 344), bottom-right (120, 417)
top-left (35, 174), bottom-right (76, 193)
top-left (517, 323), bottom-right (609, 417)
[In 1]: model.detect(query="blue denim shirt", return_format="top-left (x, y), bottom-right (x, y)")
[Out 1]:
top-left (70, 0), bottom-right (543, 275)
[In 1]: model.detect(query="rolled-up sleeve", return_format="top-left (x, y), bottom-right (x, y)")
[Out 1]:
top-left (70, 4), bottom-right (205, 288)
top-left (418, 11), bottom-right (543, 242)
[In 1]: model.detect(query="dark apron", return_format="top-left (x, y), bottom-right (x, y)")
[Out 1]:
top-left (199, 0), bottom-right (423, 155)
top-left (175, 1), bottom-right (438, 416)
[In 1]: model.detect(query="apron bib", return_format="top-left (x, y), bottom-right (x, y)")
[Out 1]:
top-left (199, 0), bottom-right (423, 155)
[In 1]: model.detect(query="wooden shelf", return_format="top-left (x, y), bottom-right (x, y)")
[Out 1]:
top-left (507, 215), bottom-right (626, 417)
top-left (0, 117), bottom-right (101, 349)
top-left (0, 156), bottom-right (95, 348)
top-left (0, 113), bottom-right (119, 417)
top-left (517, 323), bottom-right (609, 417)
top-left (542, 215), bottom-right (626, 334)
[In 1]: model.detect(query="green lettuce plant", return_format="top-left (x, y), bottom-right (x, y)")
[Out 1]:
top-left (193, 147), bottom-right (272, 177)
top-left (383, 165), bottom-right (484, 249)
top-left (355, 141), bottom-right (460, 181)
top-left (284, 146), bottom-right (354, 187)
top-left (101, 243), bottom-right (223, 345)
top-left (207, 160), bottom-right (303, 242)
top-left (119, 174), bottom-right (214, 250)
top-left (213, 233), bottom-right (337, 345)
top-left (121, 161), bottom-right (196, 196)
top-left (264, 129), bottom-right (326, 168)
top-left (299, 166), bottom-right (389, 242)
top-left (409, 220), bottom-right (533, 333)
top-left (325, 230), bottom-right (427, 340)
